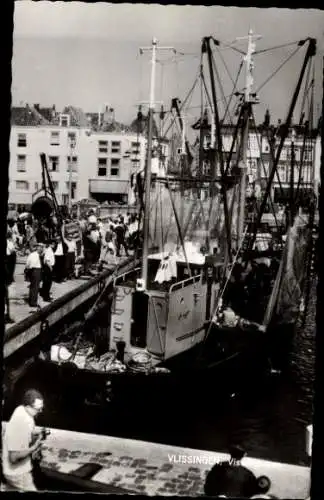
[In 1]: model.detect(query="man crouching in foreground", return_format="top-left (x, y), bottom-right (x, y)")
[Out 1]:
top-left (2, 389), bottom-right (45, 491)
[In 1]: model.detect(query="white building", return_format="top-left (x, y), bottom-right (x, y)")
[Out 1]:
top-left (8, 104), bottom-right (170, 210)
top-left (9, 124), bottom-right (84, 207)
top-left (86, 132), bottom-right (147, 203)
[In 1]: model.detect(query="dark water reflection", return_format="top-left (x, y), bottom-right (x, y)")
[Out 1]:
top-left (21, 285), bottom-right (317, 468)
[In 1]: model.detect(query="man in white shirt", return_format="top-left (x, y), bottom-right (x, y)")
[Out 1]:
top-left (65, 235), bottom-right (77, 279)
top-left (40, 240), bottom-right (55, 302)
top-left (2, 389), bottom-right (44, 491)
top-left (88, 210), bottom-right (97, 225)
top-left (6, 231), bottom-right (17, 284)
top-left (5, 232), bottom-right (16, 323)
top-left (25, 243), bottom-right (43, 310)
top-left (53, 235), bottom-right (67, 283)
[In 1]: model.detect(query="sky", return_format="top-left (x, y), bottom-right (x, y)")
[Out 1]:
top-left (11, 2), bottom-right (324, 128)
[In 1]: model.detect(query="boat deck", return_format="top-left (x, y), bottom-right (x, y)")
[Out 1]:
top-left (7, 426), bottom-right (310, 497)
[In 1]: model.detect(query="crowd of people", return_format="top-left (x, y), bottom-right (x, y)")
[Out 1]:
top-left (5, 209), bottom-right (141, 322)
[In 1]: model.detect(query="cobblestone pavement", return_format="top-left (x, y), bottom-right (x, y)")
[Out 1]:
top-left (38, 428), bottom-right (310, 497)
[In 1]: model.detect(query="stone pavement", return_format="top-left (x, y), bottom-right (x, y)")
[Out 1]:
top-left (6, 260), bottom-right (88, 329)
top-left (6, 251), bottom-right (129, 331)
top-left (37, 428), bottom-right (310, 497)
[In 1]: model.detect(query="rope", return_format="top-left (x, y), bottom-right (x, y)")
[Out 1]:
top-left (200, 73), bottom-right (214, 118)
top-left (250, 110), bottom-right (281, 230)
top-left (159, 181), bottom-right (164, 252)
top-left (211, 49), bottom-right (233, 126)
top-left (295, 87), bottom-right (315, 204)
top-left (216, 45), bottom-right (236, 86)
top-left (222, 61), bottom-right (243, 124)
top-left (166, 181), bottom-right (192, 278)
top-left (300, 59), bottom-right (312, 121)
top-left (255, 45), bottom-right (303, 94)
top-left (197, 225), bottom-right (249, 354)
top-left (254, 40), bottom-right (302, 55)
top-left (160, 62), bottom-right (202, 141)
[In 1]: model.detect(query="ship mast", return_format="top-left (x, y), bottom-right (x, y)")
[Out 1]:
top-left (237, 29), bottom-right (260, 248)
top-left (139, 38), bottom-right (175, 291)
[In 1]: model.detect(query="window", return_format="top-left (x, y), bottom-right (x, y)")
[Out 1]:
top-left (68, 131), bottom-right (76, 146)
top-left (34, 182), bottom-right (39, 191)
top-left (303, 145), bottom-right (313, 161)
top-left (48, 156), bottom-right (59, 172)
top-left (131, 159), bottom-right (140, 167)
top-left (17, 155), bottom-right (26, 172)
top-left (98, 158), bottom-right (107, 176)
top-left (110, 158), bottom-right (120, 176)
top-left (52, 181), bottom-right (59, 191)
top-left (131, 141), bottom-right (140, 155)
top-left (50, 131), bottom-right (60, 146)
top-left (111, 141), bottom-right (121, 154)
top-left (60, 114), bottom-right (70, 127)
top-left (16, 180), bottom-right (29, 190)
top-left (261, 161), bottom-right (270, 178)
top-left (277, 164), bottom-right (287, 182)
top-left (17, 133), bottom-right (27, 147)
top-left (98, 140), bottom-right (108, 153)
top-left (67, 156), bottom-right (78, 172)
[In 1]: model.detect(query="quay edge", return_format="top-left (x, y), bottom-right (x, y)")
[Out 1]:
top-left (3, 257), bottom-right (136, 402)
top-left (1, 424), bottom-right (311, 497)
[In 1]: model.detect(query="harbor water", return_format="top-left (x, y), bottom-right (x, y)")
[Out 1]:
top-left (9, 281), bottom-right (316, 469)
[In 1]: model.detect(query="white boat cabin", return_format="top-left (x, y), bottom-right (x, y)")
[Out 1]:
top-left (109, 248), bottom-right (223, 361)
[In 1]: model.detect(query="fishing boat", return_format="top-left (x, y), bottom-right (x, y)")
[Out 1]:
top-left (29, 34), bottom-right (318, 410)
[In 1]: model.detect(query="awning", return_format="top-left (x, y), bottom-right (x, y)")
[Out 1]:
top-left (89, 179), bottom-right (129, 195)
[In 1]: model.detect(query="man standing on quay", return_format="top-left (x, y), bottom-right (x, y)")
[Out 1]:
top-left (25, 243), bottom-right (43, 311)
top-left (2, 389), bottom-right (45, 491)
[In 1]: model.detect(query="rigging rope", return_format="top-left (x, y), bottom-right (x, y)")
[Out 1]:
top-left (300, 59), bottom-right (312, 122)
top-left (200, 73), bottom-right (213, 115)
top-left (196, 225), bottom-right (249, 357)
top-left (211, 49), bottom-right (233, 126)
top-left (166, 182), bottom-right (192, 278)
top-left (254, 40), bottom-right (302, 55)
top-left (255, 45), bottom-right (303, 94)
top-left (215, 45), bottom-right (236, 87)
top-left (222, 61), bottom-right (243, 124)
top-left (250, 110), bottom-right (281, 229)
top-left (162, 65), bottom-right (201, 139)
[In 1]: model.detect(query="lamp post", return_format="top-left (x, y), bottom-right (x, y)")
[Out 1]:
top-left (68, 136), bottom-right (76, 215)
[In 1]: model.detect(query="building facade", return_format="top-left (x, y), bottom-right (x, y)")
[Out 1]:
top-left (210, 123), bottom-right (318, 203)
top-left (8, 104), bottom-right (170, 210)
top-left (9, 124), bottom-right (85, 207)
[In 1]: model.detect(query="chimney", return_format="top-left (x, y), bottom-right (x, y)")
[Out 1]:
top-left (103, 105), bottom-right (115, 125)
top-left (264, 109), bottom-right (270, 128)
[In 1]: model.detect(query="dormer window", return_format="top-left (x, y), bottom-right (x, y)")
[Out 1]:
top-left (60, 114), bottom-right (70, 127)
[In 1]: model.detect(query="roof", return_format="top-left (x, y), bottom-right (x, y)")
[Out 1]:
top-left (129, 114), bottom-right (159, 137)
top-left (62, 106), bottom-right (90, 127)
top-left (11, 105), bottom-right (51, 126)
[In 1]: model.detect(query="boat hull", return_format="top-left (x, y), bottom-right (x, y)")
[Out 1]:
top-left (6, 320), bottom-right (296, 420)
